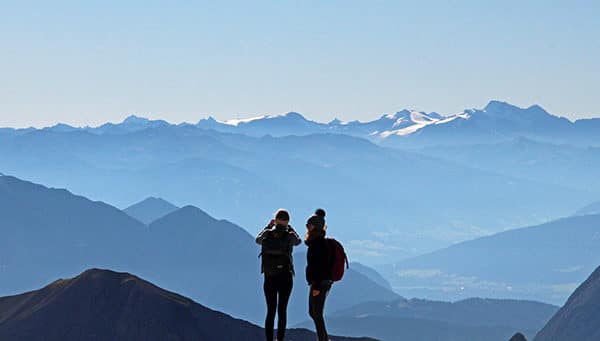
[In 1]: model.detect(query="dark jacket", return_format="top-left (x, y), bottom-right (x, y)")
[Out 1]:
top-left (256, 225), bottom-right (302, 275)
top-left (255, 225), bottom-right (302, 248)
top-left (305, 236), bottom-right (332, 288)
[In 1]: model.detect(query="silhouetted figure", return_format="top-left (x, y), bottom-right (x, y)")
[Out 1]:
top-left (305, 208), bottom-right (333, 341)
top-left (509, 332), bottom-right (527, 341)
top-left (256, 209), bottom-right (301, 341)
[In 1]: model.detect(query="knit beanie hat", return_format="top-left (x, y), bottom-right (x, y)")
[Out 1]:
top-left (306, 208), bottom-right (326, 229)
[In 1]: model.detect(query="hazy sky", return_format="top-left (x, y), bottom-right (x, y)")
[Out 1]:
top-left (1, 0), bottom-right (599, 127)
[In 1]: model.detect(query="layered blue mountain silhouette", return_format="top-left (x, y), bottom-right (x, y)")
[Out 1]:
top-left (7, 101), bottom-right (597, 147)
top-left (2, 98), bottom-right (599, 339)
top-left (196, 110), bottom-right (445, 140)
top-left (418, 137), bottom-right (600, 192)
top-left (144, 203), bottom-right (401, 323)
top-left (0, 174), bottom-right (398, 324)
top-left (295, 297), bottom-right (557, 341)
top-left (0, 268), bottom-right (374, 341)
top-left (1, 102), bottom-right (596, 262)
top-left (534, 266), bottom-right (600, 341)
top-left (197, 112), bottom-right (327, 137)
top-left (574, 200), bottom-right (600, 216)
top-left (124, 197), bottom-right (179, 224)
top-left (379, 214), bottom-right (600, 305)
top-left (349, 262), bottom-right (394, 291)
top-left (0, 175), bottom-right (146, 294)
top-left (382, 101), bottom-right (600, 147)
top-left (0, 174), bottom-right (567, 340)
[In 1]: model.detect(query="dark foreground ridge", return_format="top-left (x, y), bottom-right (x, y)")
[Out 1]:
top-left (509, 332), bottom-right (527, 341)
top-left (0, 268), bottom-right (377, 341)
top-left (534, 265), bottom-right (600, 341)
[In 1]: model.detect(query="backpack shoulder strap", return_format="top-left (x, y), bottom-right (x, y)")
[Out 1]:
top-left (345, 251), bottom-right (349, 269)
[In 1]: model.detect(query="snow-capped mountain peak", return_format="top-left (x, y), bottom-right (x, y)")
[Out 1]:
top-left (377, 111), bottom-right (444, 137)
top-left (222, 112), bottom-right (308, 127)
top-left (224, 115), bottom-right (269, 126)
top-left (22, 100), bottom-right (589, 145)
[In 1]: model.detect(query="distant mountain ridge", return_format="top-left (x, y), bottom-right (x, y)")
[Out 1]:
top-left (0, 268), bottom-right (374, 341)
top-left (3, 100), bottom-right (598, 146)
top-left (124, 197), bottom-right (179, 224)
top-left (383, 101), bottom-right (599, 147)
top-left (574, 200), bottom-right (600, 216)
top-left (0, 175), bottom-right (564, 341)
top-left (195, 109), bottom-right (445, 139)
top-left (350, 262), bottom-right (394, 290)
top-left (379, 214), bottom-right (600, 305)
top-left (143, 204), bottom-right (401, 323)
top-left (1, 115), bottom-right (593, 263)
top-left (417, 137), bottom-right (600, 192)
top-left (0, 174), bottom-right (146, 294)
top-left (295, 297), bottom-right (557, 341)
top-left (329, 297), bottom-right (557, 330)
top-left (0, 174), bottom-right (399, 324)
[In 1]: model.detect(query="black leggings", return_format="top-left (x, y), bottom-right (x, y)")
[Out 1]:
top-left (309, 281), bottom-right (332, 341)
top-left (263, 272), bottom-right (293, 341)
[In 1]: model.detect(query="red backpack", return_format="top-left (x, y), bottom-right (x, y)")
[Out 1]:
top-left (327, 238), bottom-right (349, 281)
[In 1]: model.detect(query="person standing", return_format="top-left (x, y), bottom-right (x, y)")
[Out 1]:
top-left (256, 209), bottom-right (301, 341)
top-left (305, 208), bottom-right (333, 341)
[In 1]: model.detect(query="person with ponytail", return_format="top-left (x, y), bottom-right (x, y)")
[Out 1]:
top-left (305, 208), bottom-right (333, 341)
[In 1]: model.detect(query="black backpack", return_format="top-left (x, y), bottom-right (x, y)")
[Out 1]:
top-left (260, 230), bottom-right (293, 276)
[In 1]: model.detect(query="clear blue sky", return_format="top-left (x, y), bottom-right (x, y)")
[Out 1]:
top-left (1, 0), bottom-right (599, 127)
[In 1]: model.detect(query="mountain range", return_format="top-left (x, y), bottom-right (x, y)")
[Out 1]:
top-left (0, 175), bottom-right (564, 340)
top-left (382, 101), bottom-right (600, 148)
top-left (4, 100), bottom-right (597, 148)
top-left (417, 137), bottom-right (600, 192)
top-left (0, 268), bottom-right (373, 341)
top-left (0, 174), bottom-right (399, 324)
top-left (296, 264), bottom-right (600, 341)
top-left (0, 174), bottom-right (146, 294)
top-left (377, 214), bottom-right (600, 305)
top-left (1, 108), bottom-right (595, 263)
top-left (2, 99), bottom-right (599, 302)
top-left (196, 109), bottom-right (445, 140)
top-left (295, 297), bottom-right (557, 341)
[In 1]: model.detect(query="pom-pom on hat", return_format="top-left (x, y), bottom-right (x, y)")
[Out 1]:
top-left (307, 208), bottom-right (326, 229)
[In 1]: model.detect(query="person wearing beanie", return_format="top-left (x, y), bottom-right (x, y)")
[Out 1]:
top-left (305, 208), bottom-right (333, 341)
top-left (255, 209), bottom-right (301, 341)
